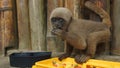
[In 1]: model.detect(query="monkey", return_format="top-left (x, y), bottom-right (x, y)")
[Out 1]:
top-left (50, 1), bottom-right (111, 63)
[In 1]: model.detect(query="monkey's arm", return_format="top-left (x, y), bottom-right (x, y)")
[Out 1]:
top-left (58, 43), bottom-right (73, 61)
top-left (52, 29), bottom-right (87, 50)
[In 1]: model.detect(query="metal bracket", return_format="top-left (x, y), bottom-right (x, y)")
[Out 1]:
top-left (0, 7), bottom-right (12, 11)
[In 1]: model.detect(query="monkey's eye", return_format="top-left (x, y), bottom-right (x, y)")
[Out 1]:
top-left (51, 17), bottom-right (65, 23)
top-left (51, 18), bottom-right (57, 22)
top-left (58, 18), bottom-right (65, 23)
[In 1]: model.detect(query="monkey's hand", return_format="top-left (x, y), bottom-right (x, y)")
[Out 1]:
top-left (51, 29), bottom-right (65, 37)
top-left (58, 53), bottom-right (71, 61)
top-left (75, 54), bottom-right (90, 64)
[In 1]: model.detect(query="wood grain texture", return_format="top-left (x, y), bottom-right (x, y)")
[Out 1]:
top-left (29, 0), bottom-right (47, 51)
top-left (0, 0), bottom-right (16, 52)
top-left (65, 0), bottom-right (74, 14)
top-left (16, 0), bottom-right (31, 50)
top-left (74, 0), bottom-right (80, 18)
top-left (112, 0), bottom-right (120, 55)
top-left (57, 0), bottom-right (64, 7)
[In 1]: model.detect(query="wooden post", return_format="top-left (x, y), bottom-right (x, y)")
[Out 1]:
top-left (29, 0), bottom-right (47, 51)
top-left (65, 0), bottom-right (84, 18)
top-left (0, 0), bottom-right (17, 54)
top-left (111, 0), bottom-right (120, 55)
top-left (58, 0), bottom-right (64, 7)
top-left (65, 0), bottom-right (74, 14)
top-left (16, 0), bottom-right (31, 50)
top-left (74, 0), bottom-right (80, 18)
top-left (0, 0), bottom-right (2, 53)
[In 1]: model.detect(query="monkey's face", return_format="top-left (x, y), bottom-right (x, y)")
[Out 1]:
top-left (51, 17), bottom-right (66, 29)
top-left (50, 7), bottom-right (72, 30)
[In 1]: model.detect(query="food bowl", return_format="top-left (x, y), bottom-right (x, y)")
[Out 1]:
top-left (9, 52), bottom-right (51, 67)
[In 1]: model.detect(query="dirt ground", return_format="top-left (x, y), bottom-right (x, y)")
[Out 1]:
top-left (0, 56), bottom-right (10, 68)
top-left (0, 56), bottom-right (18, 68)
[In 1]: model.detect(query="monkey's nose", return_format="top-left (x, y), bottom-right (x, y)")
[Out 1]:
top-left (57, 25), bottom-right (62, 29)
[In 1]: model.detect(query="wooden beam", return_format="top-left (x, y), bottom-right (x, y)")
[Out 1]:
top-left (74, 0), bottom-right (80, 18)
top-left (29, 0), bottom-right (47, 51)
top-left (65, 0), bottom-right (74, 14)
top-left (0, 0), bottom-right (17, 54)
top-left (16, 0), bottom-right (31, 50)
top-left (112, 0), bottom-right (120, 55)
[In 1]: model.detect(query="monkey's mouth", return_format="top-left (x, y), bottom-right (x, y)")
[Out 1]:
top-left (53, 25), bottom-right (63, 29)
top-left (58, 27), bottom-right (62, 29)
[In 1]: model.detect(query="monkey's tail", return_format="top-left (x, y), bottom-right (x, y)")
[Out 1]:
top-left (85, 1), bottom-right (111, 28)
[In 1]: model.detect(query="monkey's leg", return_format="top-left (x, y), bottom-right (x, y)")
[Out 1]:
top-left (87, 29), bottom-right (110, 58)
top-left (75, 29), bottom-right (110, 63)
top-left (59, 43), bottom-right (73, 61)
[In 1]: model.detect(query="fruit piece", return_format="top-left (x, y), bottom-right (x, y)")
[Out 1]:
top-left (74, 64), bottom-right (81, 68)
top-left (52, 61), bottom-right (59, 67)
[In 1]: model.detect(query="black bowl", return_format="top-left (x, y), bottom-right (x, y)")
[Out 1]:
top-left (9, 52), bottom-right (51, 67)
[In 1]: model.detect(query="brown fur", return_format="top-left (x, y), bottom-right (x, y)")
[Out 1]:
top-left (50, 1), bottom-right (111, 63)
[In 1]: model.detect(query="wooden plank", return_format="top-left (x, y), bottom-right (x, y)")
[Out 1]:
top-left (79, 0), bottom-right (85, 18)
top-left (0, 0), bottom-right (2, 52)
top-left (65, 0), bottom-right (74, 14)
top-left (29, 0), bottom-right (47, 51)
top-left (57, 0), bottom-right (64, 7)
top-left (0, 11), bottom-right (2, 53)
top-left (111, 0), bottom-right (120, 55)
top-left (65, 0), bottom-right (82, 18)
top-left (0, 0), bottom-right (16, 54)
top-left (74, 0), bottom-right (80, 18)
top-left (16, 0), bottom-right (31, 50)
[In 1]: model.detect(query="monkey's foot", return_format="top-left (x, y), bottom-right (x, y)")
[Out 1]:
top-left (75, 54), bottom-right (90, 64)
top-left (58, 53), bottom-right (70, 61)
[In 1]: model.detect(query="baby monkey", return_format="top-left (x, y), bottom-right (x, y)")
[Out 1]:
top-left (50, 1), bottom-right (111, 63)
